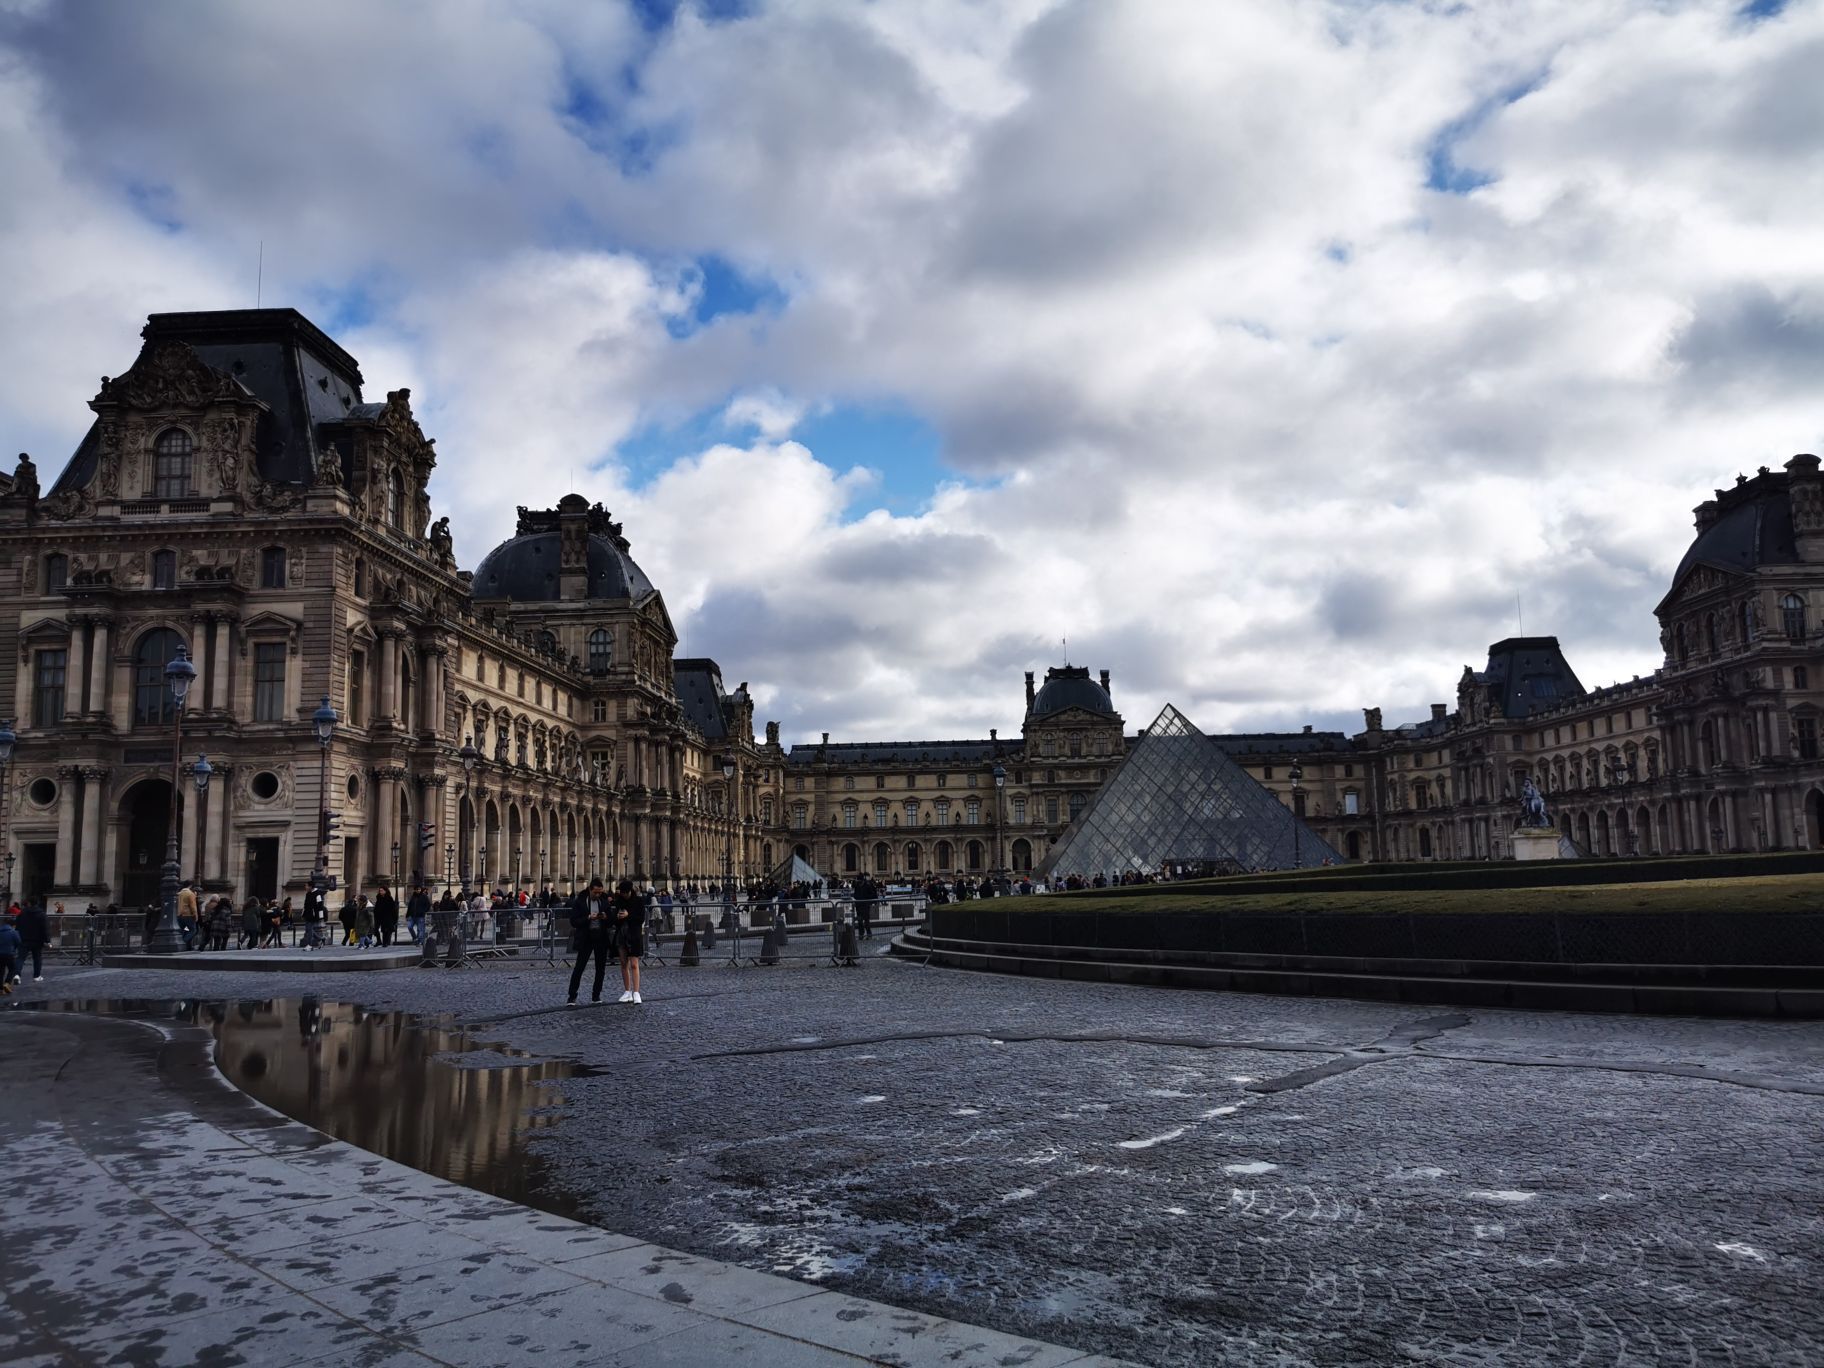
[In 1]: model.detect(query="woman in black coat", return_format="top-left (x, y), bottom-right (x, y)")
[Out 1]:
top-left (15, 902), bottom-right (49, 982)
top-left (612, 878), bottom-right (648, 1005)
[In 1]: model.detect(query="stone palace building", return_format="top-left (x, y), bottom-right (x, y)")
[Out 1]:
top-left (1, 307), bottom-right (1820, 907)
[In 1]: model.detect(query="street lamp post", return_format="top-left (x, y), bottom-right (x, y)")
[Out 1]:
top-left (1288, 760), bottom-right (1305, 869)
top-left (992, 763), bottom-right (1006, 890)
top-left (391, 840), bottom-right (400, 908)
top-left (444, 842), bottom-right (454, 892)
top-left (720, 754), bottom-right (736, 893)
top-left (0, 719), bottom-right (15, 905)
top-left (310, 694), bottom-right (338, 909)
top-left (459, 736), bottom-right (479, 894)
top-left (149, 648), bottom-right (199, 953)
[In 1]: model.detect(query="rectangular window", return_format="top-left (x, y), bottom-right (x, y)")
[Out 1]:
top-left (44, 554), bottom-right (67, 592)
top-left (152, 550), bottom-right (176, 590)
top-left (875, 775), bottom-right (886, 789)
top-left (967, 773), bottom-right (978, 787)
top-left (348, 651), bottom-right (366, 727)
top-left (32, 648), bottom-right (66, 726)
top-left (253, 643), bottom-right (286, 722)
top-left (1796, 666), bottom-right (1811, 690)
top-left (907, 774), bottom-right (918, 788)
top-left (260, 548), bottom-right (286, 588)
top-left (516, 672), bottom-right (525, 698)
top-left (937, 774), bottom-right (947, 788)
top-left (1798, 716), bottom-right (1819, 761)
top-left (1262, 765), bottom-right (1273, 780)
top-left (1012, 796), bottom-right (1027, 823)
top-left (1343, 763), bottom-right (1354, 777)
top-left (1045, 797), bottom-right (1059, 824)
top-left (1344, 790), bottom-right (1360, 815)
top-left (592, 699), bottom-right (607, 722)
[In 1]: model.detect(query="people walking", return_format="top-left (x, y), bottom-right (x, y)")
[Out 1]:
top-left (853, 872), bottom-right (878, 940)
top-left (339, 894), bottom-right (358, 946)
top-left (353, 895), bottom-right (376, 949)
top-left (208, 897), bottom-right (234, 952)
top-left (373, 885), bottom-right (399, 947)
top-left (241, 895), bottom-right (264, 950)
top-left (266, 898), bottom-right (288, 947)
top-left (407, 883), bottom-right (431, 944)
top-left (614, 877), bottom-right (648, 1004)
top-left (567, 877), bottom-right (613, 1006)
top-left (0, 916), bottom-right (21, 993)
top-left (15, 900), bottom-right (48, 982)
top-left (301, 885), bottom-right (326, 951)
top-left (176, 880), bottom-right (200, 949)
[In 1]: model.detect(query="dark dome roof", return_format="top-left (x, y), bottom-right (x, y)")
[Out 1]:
top-left (1672, 479), bottom-right (1797, 587)
top-left (472, 531), bottom-right (655, 602)
top-left (1029, 667), bottom-right (1114, 719)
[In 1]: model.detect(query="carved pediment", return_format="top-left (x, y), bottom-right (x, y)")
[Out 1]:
top-left (101, 341), bottom-right (252, 412)
top-left (240, 610), bottom-right (304, 656)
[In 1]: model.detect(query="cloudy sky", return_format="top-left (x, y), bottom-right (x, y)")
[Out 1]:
top-left (2, 0), bottom-right (1819, 745)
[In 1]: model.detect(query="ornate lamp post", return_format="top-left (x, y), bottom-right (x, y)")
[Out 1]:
top-left (459, 736), bottom-right (479, 893)
top-left (992, 762), bottom-right (1006, 887)
top-left (444, 842), bottom-right (454, 892)
top-left (190, 755), bottom-right (214, 887)
top-left (720, 754), bottom-right (736, 891)
top-left (310, 694), bottom-right (338, 904)
top-left (149, 648), bottom-right (198, 953)
top-left (0, 719), bottom-right (15, 905)
top-left (390, 840), bottom-right (400, 907)
top-left (1288, 760), bottom-right (1305, 869)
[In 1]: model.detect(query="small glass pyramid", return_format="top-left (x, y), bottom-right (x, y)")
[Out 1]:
top-left (1038, 703), bottom-right (1341, 878)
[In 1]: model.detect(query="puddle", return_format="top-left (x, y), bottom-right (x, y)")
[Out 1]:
top-left (20, 997), bottom-right (584, 1217)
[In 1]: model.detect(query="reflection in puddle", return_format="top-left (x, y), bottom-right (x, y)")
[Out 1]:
top-left (22, 997), bottom-right (581, 1217)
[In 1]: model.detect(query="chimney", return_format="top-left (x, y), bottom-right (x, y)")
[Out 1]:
top-left (1024, 671), bottom-right (1036, 708)
top-left (1431, 703), bottom-right (1447, 723)
top-left (1099, 669), bottom-right (1111, 698)
top-left (1787, 455), bottom-right (1824, 561)
top-left (989, 728), bottom-right (997, 742)
top-left (821, 731), bottom-right (829, 745)
top-left (1303, 724), bottom-right (1312, 734)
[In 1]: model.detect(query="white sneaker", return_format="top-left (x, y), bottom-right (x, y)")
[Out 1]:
top-left (33, 976), bottom-right (43, 982)
top-left (631, 992), bottom-right (642, 1004)
top-left (567, 1000), bottom-right (581, 1008)
top-left (618, 990), bottom-right (633, 1003)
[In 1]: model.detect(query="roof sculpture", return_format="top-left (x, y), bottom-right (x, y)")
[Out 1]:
top-left (1037, 703), bottom-right (1340, 878)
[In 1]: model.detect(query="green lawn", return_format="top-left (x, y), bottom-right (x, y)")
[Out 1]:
top-left (997, 873), bottom-right (1824, 918)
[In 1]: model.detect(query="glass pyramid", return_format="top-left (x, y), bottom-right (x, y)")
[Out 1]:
top-left (1037, 703), bottom-right (1342, 878)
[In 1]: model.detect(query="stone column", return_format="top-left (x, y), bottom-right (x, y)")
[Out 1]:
top-left (86, 619), bottom-right (112, 718)
top-left (380, 631), bottom-right (399, 723)
top-left (55, 766), bottom-right (81, 886)
top-left (63, 625), bottom-right (87, 722)
top-left (78, 767), bottom-right (107, 886)
top-left (212, 616), bottom-right (234, 714)
top-left (204, 766), bottom-right (227, 881)
top-left (375, 768), bottom-right (399, 882)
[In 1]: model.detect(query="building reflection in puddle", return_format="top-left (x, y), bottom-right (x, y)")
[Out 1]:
top-left (175, 997), bottom-right (581, 1217)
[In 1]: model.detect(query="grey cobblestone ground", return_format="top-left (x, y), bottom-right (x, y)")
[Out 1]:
top-left (13, 951), bottom-right (1824, 1366)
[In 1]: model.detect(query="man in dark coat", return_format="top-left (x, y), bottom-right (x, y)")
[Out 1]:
top-left (567, 877), bottom-right (614, 1006)
top-left (373, 886), bottom-right (400, 947)
top-left (14, 901), bottom-right (48, 982)
top-left (406, 884), bottom-right (432, 944)
top-left (852, 872), bottom-right (878, 940)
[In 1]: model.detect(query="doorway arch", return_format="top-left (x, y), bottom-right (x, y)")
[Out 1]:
top-left (118, 778), bottom-right (183, 911)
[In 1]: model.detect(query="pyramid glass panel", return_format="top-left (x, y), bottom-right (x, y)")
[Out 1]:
top-left (1037, 703), bottom-right (1341, 878)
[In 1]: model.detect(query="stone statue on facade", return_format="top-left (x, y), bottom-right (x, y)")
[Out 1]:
top-left (1518, 776), bottom-right (1549, 829)
top-left (429, 515), bottom-right (454, 562)
top-left (12, 452), bottom-right (39, 503)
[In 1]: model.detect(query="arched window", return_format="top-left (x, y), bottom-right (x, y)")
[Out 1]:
top-left (873, 842), bottom-right (890, 873)
top-left (587, 630), bottom-right (611, 673)
top-left (905, 843), bottom-right (920, 872)
top-left (539, 630), bottom-right (557, 655)
top-left (966, 840), bottom-right (984, 871)
top-left (133, 628), bottom-right (184, 727)
top-left (1782, 594), bottom-right (1806, 641)
top-left (1011, 838), bottom-right (1032, 872)
top-left (387, 469), bottom-right (406, 530)
top-left (153, 429), bottom-right (193, 498)
top-left (935, 840), bottom-right (953, 871)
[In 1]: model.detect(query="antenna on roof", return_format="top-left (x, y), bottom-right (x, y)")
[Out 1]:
top-left (256, 240), bottom-right (263, 308)
top-left (1516, 592), bottom-right (1523, 636)
top-left (1062, 635), bottom-right (1068, 664)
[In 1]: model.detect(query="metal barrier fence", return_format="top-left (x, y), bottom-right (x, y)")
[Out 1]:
top-left (533, 896), bottom-right (928, 970)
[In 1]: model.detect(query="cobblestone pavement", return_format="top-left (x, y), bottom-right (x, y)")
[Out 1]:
top-left (13, 951), bottom-right (1824, 1366)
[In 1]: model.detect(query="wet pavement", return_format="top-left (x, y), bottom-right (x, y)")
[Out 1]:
top-left (0, 1003), bottom-right (1131, 1367)
top-left (5, 953), bottom-right (1824, 1365)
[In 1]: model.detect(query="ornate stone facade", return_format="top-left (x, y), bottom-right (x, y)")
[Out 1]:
top-left (4, 309), bottom-right (1820, 906)
top-left (0, 310), bottom-right (780, 907)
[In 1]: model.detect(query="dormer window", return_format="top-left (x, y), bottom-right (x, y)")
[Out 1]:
top-left (153, 428), bottom-right (193, 498)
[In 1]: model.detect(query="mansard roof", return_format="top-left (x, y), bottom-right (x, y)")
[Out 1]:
top-left (52, 308), bottom-right (366, 496)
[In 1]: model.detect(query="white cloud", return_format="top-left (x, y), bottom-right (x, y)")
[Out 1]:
top-left (3, 0), bottom-right (1821, 744)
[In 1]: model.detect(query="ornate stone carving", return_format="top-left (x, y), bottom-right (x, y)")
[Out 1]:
top-left (38, 487), bottom-right (94, 522)
top-left (314, 448), bottom-right (344, 489)
top-left (104, 340), bottom-right (246, 411)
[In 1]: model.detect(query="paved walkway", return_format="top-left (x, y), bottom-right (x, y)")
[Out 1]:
top-left (0, 1009), bottom-right (1132, 1368)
